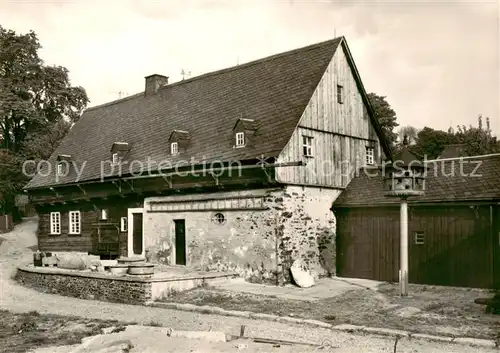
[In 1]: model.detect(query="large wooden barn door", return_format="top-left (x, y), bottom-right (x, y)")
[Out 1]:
top-left (493, 206), bottom-right (500, 289)
top-left (336, 208), bottom-right (399, 281)
top-left (409, 206), bottom-right (494, 288)
top-left (337, 206), bottom-right (496, 288)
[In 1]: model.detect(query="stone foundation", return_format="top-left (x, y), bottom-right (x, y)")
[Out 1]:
top-left (16, 267), bottom-right (152, 304)
top-left (15, 266), bottom-right (236, 304)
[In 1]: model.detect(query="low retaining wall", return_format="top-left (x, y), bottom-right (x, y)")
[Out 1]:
top-left (15, 266), bottom-right (237, 304)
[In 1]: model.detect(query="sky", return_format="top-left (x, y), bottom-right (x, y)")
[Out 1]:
top-left (2, 0), bottom-right (499, 135)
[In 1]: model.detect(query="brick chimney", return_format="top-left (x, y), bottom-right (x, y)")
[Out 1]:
top-left (145, 74), bottom-right (169, 95)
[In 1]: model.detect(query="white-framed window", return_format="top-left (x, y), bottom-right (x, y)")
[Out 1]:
top-left (337, 84), bottom-right (344, 104)
top-left (69, 211), bottom-right (81, 235)
top-left (235, 132), bottom-right (245, 147)
top-left (171, 142), bottom-right (179, 155)
top-left (365, 146), bottom-right (375, 165)
top-left (100, 209), bottom-right (108, 220)
top-left (50, 212), bottom-right (61, 235)
top-left (120, 217), bottom-right (127, 232)
top-left (302, 136), bottom-right (313, 157)
top-left (112, 152), bottom-right (119, 164)
top-left (57, 162), bottom-right (65, 176)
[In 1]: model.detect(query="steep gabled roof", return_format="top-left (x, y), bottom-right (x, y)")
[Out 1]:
top-left (25, 36), bottom-right (390, 190)
top-left (334, 154), bottom-right (500, 206)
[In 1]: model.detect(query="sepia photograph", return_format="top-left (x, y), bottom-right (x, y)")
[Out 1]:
top-left (0, 0), bottom-right (499, 352)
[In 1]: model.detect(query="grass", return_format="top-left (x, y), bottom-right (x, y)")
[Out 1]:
top-left (161, 283), bottom-right (500, 341)
top-left (0, 310), bottom-right (128, 353)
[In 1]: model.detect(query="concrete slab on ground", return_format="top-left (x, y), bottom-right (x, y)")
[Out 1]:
top-left (213, 277), bottom-right (383, 301)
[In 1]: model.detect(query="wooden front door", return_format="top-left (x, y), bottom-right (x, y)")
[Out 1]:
top-left (174, 219), bottom-right (186, 265)
top-left (132, 213), bottom-right (143, 255)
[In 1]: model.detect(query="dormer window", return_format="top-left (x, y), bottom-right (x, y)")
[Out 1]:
top-left (56, 154), bottom-right (71, 176)
top-left (233, 118), bottom-right (258, 149)
top-left (110, 142), bottom-right (130, 164)
top-left (168, 130), bottom-right (190, 155)
top-left (235, 132), bottom-right (245, 147)
top-left (171, 142), bottom-right (179, 155)
top-left (57, 162), bottom-right (66, 176)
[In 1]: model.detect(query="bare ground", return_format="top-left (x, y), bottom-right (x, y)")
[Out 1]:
top-left (0, 310), bottom-right (129, 353)
top-left (162, 282), bottom-right (500, 341)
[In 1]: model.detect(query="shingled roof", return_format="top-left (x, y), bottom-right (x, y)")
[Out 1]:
top-left (334, 154), bottom-right (500, 207)
top-left (25, 36), bottom-right (388, 190)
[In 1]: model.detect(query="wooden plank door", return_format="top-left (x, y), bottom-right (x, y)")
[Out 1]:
top-left (493, 206), bottom-right (500, 289)
top-left (174, 219), bottom-right (186, 265)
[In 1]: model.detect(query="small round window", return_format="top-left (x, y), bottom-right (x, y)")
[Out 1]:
top-left (212, 213), bottom-right (226, 225)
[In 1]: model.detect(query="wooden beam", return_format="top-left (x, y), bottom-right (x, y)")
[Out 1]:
top-left (162, 175), bottom-right (173, 188)
top-left (49, 187), bottom-right (61, 198)
top-left (209, 172), bottom-right (219, 186)
top-left (261, 167), bottom-right (273, 183)
top-left (76, 184), bottom-right (87, 196)
top-left (112, 180), bottom-right (122, 193)
top-left (124, 179), bottom-right (135, 192)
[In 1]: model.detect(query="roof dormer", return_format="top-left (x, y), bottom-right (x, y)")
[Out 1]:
top-left (56, 154), bottom-right (72, 176)
top-left (233, 118), bottom-right (259, 148)
top-left (168, 130), bottom-right (190, 155)
top-left (111, 142), bottom-right (130, 153)
top-left (57, 154), bottom-right (72, 162)
top-left (110, 142), bottom-right (130, 164)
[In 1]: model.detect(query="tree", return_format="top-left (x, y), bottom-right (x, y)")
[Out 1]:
top-left (397, 126), bottom-right (419, 145)
top-left (454, 115), bottom-right (499, 156)
top-left (0, 26), bottom-right (88, 154)
top-left (0, 26), bottom-right (88, 217)
top-left (22, 119), bottom-right (72, 161)
top-left (0, 150), bottom-right (28, 214)
top-left (412, 127), bottom-right (458, 159)
top-left (412, 115), bottom-right (499, 159)
top-left (367, 93), bottom-right (399, 150)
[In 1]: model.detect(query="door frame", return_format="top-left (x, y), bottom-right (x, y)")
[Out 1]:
top-left (172, 219), bottom-right (187, 266)
top-left (127, 208), bottom-right (144, 258)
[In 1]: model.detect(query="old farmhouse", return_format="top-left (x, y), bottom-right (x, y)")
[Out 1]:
top-left (24, 37), bottom-right (391, 284)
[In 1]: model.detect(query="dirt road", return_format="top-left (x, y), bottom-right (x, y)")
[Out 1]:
top-left (0, 219), bottom-right (497, 352)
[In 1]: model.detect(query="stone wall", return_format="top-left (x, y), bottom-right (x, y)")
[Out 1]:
top-left (15, 267), bottom-right (151, 304)
top-left (278, 186), bottom-right (340, 282)
top-left (143, 189), bottom-right (282, 284)
top-left (143, 186), bottom-right (340, 284)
